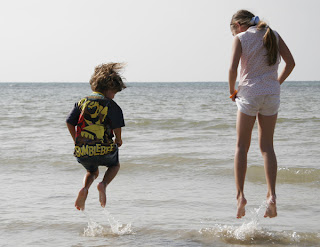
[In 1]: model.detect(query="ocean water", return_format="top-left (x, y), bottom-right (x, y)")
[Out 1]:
top-left (1, 81), bottom-right (319, 247)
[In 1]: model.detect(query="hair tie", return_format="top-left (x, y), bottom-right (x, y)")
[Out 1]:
top-left (250, 16), bottom-right (260, 25)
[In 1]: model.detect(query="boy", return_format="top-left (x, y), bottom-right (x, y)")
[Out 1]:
top-left (66, 63), bottom-right (126, 211)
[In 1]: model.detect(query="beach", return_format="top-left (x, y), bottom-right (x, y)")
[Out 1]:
top-left (1, 81), bottom-right (319, 246)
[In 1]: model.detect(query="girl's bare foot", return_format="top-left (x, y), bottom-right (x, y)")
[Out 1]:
top-left (264, 196), bottom-right (277, 218)
top-left (75, 188), bottom-right (88, 211)
top-left (97, 182), bottom-right (107, 208)
top-left (237, 196), bottom-right (247, 218)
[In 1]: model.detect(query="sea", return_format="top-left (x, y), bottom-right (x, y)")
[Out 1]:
top-left (1, 81), bottom-right (319, 247)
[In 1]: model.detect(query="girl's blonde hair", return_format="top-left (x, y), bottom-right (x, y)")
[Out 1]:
top-left (90, 63), bottom-right (126, 93)
top-left (230, 10), bottom-right (278, 66)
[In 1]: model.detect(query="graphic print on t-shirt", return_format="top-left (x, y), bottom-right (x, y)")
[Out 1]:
top-left (75, 97), bottom-right (116, 157)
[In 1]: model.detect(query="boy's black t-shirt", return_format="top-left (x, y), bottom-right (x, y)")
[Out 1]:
top-left (66, 93), bottom-right (124, 157)
top-left (66, 98), bottom-right (125, 129)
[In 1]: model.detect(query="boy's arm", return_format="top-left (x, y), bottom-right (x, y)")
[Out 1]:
top-left (66, 102), bottom-right (81, 144)
top-left (66, 122), bottom-right (76, 143)
top-left (113, 128), bottom-right (122, 147)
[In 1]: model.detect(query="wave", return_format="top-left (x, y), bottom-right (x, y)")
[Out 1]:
top-left (121, 159), bottom-right (320, 186)
top-left (121, 156), bottom-right (228, 172)
top-left (81, 205), bottom-right (320, 246)
top-left (197, 224), bottom-right (320, 246)
top-left (188, 205), bottom-right (320, 246)
top-left (126, 118), bottom-right (233, 130)
top-left (278, 167), bottom-right (320, 184)
top-left (277, 117), bottom-right (320, 124)
top-left (246, 166), bottom-right (320, 185)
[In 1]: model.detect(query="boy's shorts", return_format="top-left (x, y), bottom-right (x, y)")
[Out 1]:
top-left (235, 94), bottom-right (280, 116)
top-left (76, 148), bottom-right (119, 172)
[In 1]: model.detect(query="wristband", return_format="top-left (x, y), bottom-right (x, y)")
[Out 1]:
top-left (229, 90), bottom-right (238, 98)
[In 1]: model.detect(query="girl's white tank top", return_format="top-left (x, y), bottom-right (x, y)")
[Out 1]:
top-left (236, 26), bottom-right (280, 97)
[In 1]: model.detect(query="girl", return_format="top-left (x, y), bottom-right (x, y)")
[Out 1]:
top-left (228, 10), bottom-right (295, 218)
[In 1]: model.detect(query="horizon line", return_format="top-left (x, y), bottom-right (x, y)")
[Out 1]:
top-left (0, 80), bottom-right (318, 84)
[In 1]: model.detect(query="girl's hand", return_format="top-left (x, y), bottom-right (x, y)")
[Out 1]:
top-left (230, 90), bottom-right (238, 102)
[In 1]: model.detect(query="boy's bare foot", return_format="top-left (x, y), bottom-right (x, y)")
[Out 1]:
top-left (237, 196), bottom-right (247, 218)
top-left (97, 182), bottom-right (107, 208)
top-left (264, 196), bottom-right (277, 218)
top-left (75, 188), bottom-right (88, 211)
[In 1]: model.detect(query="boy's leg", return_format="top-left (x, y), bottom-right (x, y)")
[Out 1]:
top-left (97, 163), bottom-right (120, 208)
top-left (75, 169), bottom-right (99, 211)
top-left (258, 113), bottom-right (278, 218)
top-left (235, 111), bottom-right (256, 218)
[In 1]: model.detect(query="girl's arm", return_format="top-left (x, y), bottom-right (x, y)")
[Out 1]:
top-left (113, 128), bottom-right (122, 147)
top-left (66, 123), bottom-right (76, 143)
top-left (229, 36), bottom-right (242, 101)
top-left (278, 35), bottom-right (295, 84)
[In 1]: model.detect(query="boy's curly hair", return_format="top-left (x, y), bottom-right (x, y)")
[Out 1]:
top-left (90, 63), bottom-right (126, 93)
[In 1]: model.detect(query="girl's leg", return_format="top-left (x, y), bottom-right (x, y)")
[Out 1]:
top-left (75, 169), bottom-right (99, 211)
top-left (257, 113), bottom-right (278, 218)
top-left (235, 111), bottom-right (256, 218)
top-left (97, 163), bottom-right (120, 208)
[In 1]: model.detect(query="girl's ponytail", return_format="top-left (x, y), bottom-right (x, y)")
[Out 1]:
top-left (257, 22), bottom-right (278, 66)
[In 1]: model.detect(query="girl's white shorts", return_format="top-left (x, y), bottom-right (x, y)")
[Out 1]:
top-left (235, 94), bottom-right (280, 116)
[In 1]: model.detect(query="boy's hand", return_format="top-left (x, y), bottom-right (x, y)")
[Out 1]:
top-left (66, 123), bottom-right (76, 143)
top-left (115, 138), bottom-right (122, 147)
top-left (113, 128), bottom-right (122, 147)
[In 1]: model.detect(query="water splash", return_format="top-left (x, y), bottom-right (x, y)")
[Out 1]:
top-left (198, 203), bottom-right (311, 245)
top-left (82, 209), bottom-right (132, 237)
top-left (232, 203), bottom-right (265, 241)
top-left (83, 211), bottom-right (107, 237)
top-left (102, 208), bottom-right (132, 235)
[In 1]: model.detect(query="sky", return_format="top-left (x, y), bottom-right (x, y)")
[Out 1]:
top-left (0, 0), bottom-right (319, 82)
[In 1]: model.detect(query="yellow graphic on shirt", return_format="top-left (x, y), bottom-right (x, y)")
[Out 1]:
top-left (74, 97), bottom-right (116, 158)
top-left (74, 143), bottom-right (116, 157)
top-left (78, 99), bottom-right (109, 141)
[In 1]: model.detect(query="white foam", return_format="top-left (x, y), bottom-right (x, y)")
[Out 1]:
top-left (82, 209), bottom-right (132, 237)
top-left (102, 208), bottom-right (133, 235)
top-left (198, 203), bottom-right (305, 245)
top-left (83, 211), bottom-right (107, 237)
